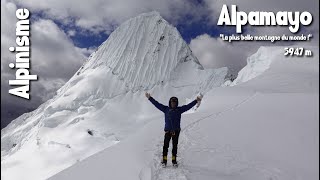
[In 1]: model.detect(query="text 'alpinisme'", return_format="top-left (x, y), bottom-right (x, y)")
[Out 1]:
top-left (217, 5), bottom-right (313, 33)
top-left (8, 8), bottom-right (37, 99)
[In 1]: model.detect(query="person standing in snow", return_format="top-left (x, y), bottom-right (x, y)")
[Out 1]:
top-left (145, 92), bottom-right (202, 167)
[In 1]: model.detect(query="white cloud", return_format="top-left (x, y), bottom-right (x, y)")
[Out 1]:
top-left (190, 34), bottom-right (250, 74)
top-left (12, 0), bottom-right (207, 35)
top-left (79, 46), bottom-right (97, 57)
top-left (31, 19), bottom-right (86, 80)
top-left (67, 30), bottom-right (76, 37)
top-left (1, 0), bottom-right (88, 126)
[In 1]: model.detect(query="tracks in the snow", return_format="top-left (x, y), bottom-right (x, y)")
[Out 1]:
top-left (182, 91), bottom-right (258, 133)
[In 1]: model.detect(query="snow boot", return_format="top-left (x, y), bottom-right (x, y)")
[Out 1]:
top-left (161, 156), bottom-right (167, 167)
top-left (172, 155), bottom-right (178, 167)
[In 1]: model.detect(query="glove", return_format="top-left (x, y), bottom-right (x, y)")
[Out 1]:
top-left (145, 92), bottom-right (151, 99)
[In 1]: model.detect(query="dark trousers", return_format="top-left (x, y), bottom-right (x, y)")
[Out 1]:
top-left (163, 130), bottom-right (180, 157)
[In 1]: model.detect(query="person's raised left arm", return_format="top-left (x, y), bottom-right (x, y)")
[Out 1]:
top-left (180, 95), bottom-right (202, 113)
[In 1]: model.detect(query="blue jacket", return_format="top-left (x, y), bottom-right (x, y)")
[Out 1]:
top-left (149, 97), bottom-right (197, 131)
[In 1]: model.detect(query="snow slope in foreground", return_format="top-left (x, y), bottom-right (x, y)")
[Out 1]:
top-left (50, 46), bottom-right (319, 180)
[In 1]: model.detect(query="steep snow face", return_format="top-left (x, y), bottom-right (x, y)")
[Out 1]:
top-left (1, 11), bottom-right (228, 180)
top-left (64, 11), bottom-right (204, 95)
top-left (231, 46), bottom-right (283, 86)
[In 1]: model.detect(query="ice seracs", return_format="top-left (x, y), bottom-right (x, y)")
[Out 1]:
top-left (231, 46), bottom-right (282, 86)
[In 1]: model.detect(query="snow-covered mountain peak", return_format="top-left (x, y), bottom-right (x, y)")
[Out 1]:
top-left (75, 11), bottom-right (202, 92)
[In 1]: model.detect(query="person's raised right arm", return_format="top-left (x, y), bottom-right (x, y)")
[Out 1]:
top-left (145, 92), bottom-right (166, 112)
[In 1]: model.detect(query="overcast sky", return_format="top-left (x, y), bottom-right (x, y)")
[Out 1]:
top-left (1, 0), bottom-right (318, 128)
